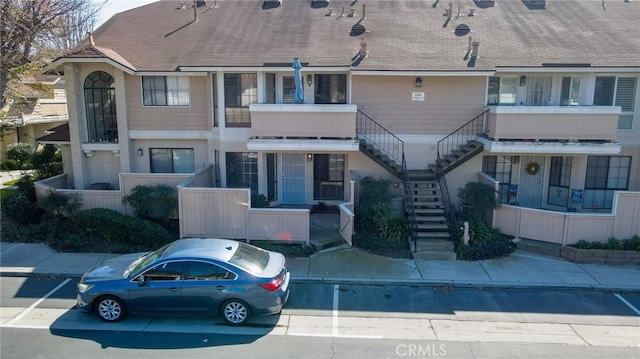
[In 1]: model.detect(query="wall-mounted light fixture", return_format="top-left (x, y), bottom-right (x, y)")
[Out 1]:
top-left (415, 77), bottom-right (423, 88)
top-left (137, 148), bottom-right (144, 156)
top-left (307, 153), bottom-right (313, 162)
top-left (519, 75), bottom-right (527, 86)
top-left (307, 74), bottom-right (313, 87)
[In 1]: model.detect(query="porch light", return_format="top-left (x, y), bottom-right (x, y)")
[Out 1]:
top-left (307, 153), bottom-right (313, 162)
top-left (415, 77), bottom-right (423, 88)
top-left (307, 74), bottom-right (313, 87)
top-left (519, 75), bottom-right (527, 86)
top-left (137, 148), bottom-right (144, 156)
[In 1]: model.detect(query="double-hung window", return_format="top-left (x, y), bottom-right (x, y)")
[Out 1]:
top-left (548, 157), bottom-right (572, 207)
top-left (482, 155), bottom-right (513, 203)
top-left (314, 74), bottom-right (346, 104)
top-left (142, 76), bottom-right (190, 106)
top-left (224, 73), bottom-right (257, 127)
top-left (226, 152), bottom-right (258, 197)
top-left (487, 76), bottom-right (517, 105)
top-left (593, 76), bottom-right (637, 130)
top-left (150, 148), bottom-right (195, 173)
top-left (560, 77), bottom-right (581, 106)
top-left (525, 76), bottom-right (552, 106)
top-left (583, 156), bottom-right (631, 209)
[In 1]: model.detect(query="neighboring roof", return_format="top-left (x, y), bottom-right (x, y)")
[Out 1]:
top-left (58, 0), bottom-right (640, 72)
top-left (36, 123), bottom-right (70, 143)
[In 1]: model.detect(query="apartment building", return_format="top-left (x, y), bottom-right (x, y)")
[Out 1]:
top-left (41, 0), bottom-right (640, 254)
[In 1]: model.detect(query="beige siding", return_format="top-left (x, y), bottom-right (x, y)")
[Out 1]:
top-left (251, 105), bottom-right (356, 138)
top-left (487, 111), bottom-right (618, 141)
top-left (352, 76), bottom-right (486, 135)
top-left (247, 209), bottom-right (309, 242)
top-left (178, 187), bottom-right (310, 243)
top-left (126, 74), bottom-right (210, 131)
top-left (494, 191), bottom-right (640, 245)
top-left (35, 172), bottom-right (191, 215)
top-left (180, 188), bottom-right (248, 239)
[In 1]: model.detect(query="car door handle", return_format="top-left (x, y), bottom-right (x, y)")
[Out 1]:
top-left (169, 287), bottom-right (180, 292)
top-left (215, 286), bottom-right (225, 291)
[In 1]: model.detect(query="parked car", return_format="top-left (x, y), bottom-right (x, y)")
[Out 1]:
top-left (76, 238), bottom-right (290, 325)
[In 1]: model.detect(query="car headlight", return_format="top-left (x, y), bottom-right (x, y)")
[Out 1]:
top-left (77, 283), bottom-right (94, 293)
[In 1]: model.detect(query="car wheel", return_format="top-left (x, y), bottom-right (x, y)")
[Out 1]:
top-left (95, 295), bottom-right (126, 322)
top-left (221, 299), bottom-right (250, 325)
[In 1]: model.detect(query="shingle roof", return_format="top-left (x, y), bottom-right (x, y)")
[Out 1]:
top-left (62, 0), bottom-right (640, 72)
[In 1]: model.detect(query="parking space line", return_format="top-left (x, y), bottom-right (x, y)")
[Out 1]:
top-left (5, 278), bottom-right (71, 326)
top-left (614, 294), bottom-right (640, 316)
top-left (332, 284), bottom-right (339, 336)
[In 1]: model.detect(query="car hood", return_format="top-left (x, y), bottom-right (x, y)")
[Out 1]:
top-left (81, 252), bottom-right (147, 282)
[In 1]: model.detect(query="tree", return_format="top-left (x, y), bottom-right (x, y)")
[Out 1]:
top-left (0, 0), bottom-right (106, 106)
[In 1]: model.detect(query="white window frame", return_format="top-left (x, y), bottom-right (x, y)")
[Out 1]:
top-left (593, 76), bottom-right (637, 130)
top-left (560, 76), bottom-right (581, 106)
top-left (142, 76), bottom-right (191, 107)
top-left (487, 76), bottom-right (518, 106)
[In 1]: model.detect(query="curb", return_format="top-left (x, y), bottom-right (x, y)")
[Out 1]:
top-left (2, 270), bottom-right (639, 292)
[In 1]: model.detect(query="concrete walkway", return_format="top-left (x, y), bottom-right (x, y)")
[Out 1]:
top-left (1, 241), bottom-right (638, 291)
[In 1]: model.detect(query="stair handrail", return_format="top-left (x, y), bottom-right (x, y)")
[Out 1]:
top-left (356, 110), bottom-right (405, 166)
top-left (435, 109), bottom-right (490, 253)
top-left (436, 109), bottom-right (489, 164)
top-left (402, 153), bottom-right (418, 252)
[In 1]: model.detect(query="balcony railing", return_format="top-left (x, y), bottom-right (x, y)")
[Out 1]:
top-left (249, 104), bottom-right (357, 139)
top-left (486, 106), bottom-right (620, 141)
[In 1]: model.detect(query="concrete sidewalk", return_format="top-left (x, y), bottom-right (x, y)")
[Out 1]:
top-left (1, 241), bottom-right (638, 291)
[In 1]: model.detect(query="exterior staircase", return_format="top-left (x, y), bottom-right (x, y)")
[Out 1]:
top-left (356, 109), bottom-right (490, 261)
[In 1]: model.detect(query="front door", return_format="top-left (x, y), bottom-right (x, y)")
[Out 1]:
top-left (519, 156), bottom-right (545, 208)
top-left (281, 153), bottom-right (306, 204)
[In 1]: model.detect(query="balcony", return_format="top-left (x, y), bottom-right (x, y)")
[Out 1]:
top-left (249, 104), bottom-right (357, 139)
top-left (486, 106), bottom-right (621, 142)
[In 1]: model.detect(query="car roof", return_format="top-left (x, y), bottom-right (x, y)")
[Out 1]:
top-left (161, 238), bottom-right (239, 262)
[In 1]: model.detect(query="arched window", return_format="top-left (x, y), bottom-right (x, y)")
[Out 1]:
top-left (84, 71), bottom-right (117, 143)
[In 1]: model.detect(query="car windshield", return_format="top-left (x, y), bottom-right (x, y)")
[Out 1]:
top-left (124, 244), bottom-right (170, 278)
top-left (228, 242), bottom-right (269, 275)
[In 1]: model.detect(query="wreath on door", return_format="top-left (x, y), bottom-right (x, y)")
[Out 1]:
top-left (525, 162), bottom-right (540, 175)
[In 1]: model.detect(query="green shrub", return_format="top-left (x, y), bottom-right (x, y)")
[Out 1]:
top-left (122, 184), bottom-right (177, 227)
top-left (68, 208), bottom-right (174, 251)
top-left (622, 235), bottom-right (640, 251)
top-left (457, 182), bottom-right (499, 220)
top-left (251, 194), bottom-right (270, 208)
top-left (356, 177), bottom-right (392, 232)
top-left (380, 216), bottom-right (408, 243)
top-left (574, 240), bottom-right (592, 249)
top-left (0, 191), bottom-right (43, 224)
top-left (31, 144), bottom-right (63, 179)
top-left (0, 160), bottom-right (18, 170)
top-left (7, 143), bottom-right (34, 169)
top-left (605, 236), bottom-right (622, 250)
top-left (38, 190), bottom-right (81, 220)
top-left (456, 219), bottom-right (514, 260)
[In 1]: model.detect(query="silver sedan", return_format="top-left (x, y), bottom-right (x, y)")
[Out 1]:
top-left (76, 238), bottom-right (290, 325)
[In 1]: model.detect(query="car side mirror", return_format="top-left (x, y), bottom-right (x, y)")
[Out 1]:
top-left (137, 275), bottom-right (147, 286)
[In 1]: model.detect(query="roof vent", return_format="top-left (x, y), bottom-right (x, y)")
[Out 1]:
top-left (522, 0), bottom-right (546, 10)
top-left (473, 0), bottom-right (495, 8)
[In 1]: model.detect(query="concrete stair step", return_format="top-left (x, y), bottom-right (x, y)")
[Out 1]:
top-left (415, 231), bottom-right (451, 239)
top-left (414, 208), bottom-right (445, 214)
top-left (416, 239), bottom-right (454, 251)
top-left (416, 216), bottom-right (447, 222)
top-left (416, 223), bottom-right (449, 230)
top-left (412, 251), bottom-right (457, 260)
